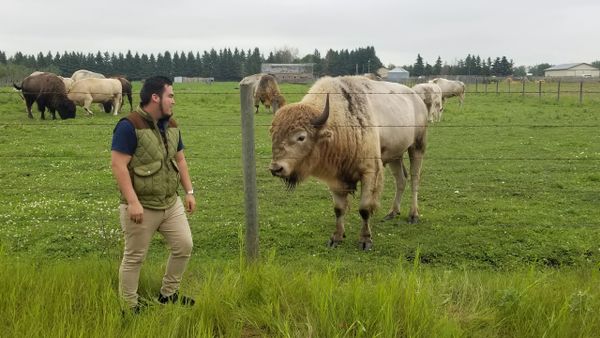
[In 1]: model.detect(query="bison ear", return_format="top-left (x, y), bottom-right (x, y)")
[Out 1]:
top-left (318, 129), bottom-right (333, 141)
top-left (310, 93), bottom-right (329, 128)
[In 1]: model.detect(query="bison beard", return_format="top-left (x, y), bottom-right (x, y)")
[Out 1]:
top-left (280, 173), bottom-right (299, 191)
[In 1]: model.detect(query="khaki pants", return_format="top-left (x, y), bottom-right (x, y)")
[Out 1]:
top-left (118, 197), bottom-right (193, 308)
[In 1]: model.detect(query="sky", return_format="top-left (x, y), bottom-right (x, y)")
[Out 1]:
top-left (2, 0), bottom-right (599, 68)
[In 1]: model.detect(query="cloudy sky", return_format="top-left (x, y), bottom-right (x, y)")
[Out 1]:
top-left (2, 0), bottom-right (598, 67)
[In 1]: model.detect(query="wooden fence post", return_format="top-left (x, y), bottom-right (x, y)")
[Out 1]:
top-left (557, 79), bottom-right (561, 102)
top-left (522, 80), bottom-right (525, 97)
top-left (239, 79), bottom-right (259, 262)
top-left (579, 81), bottom-right (583, 104)
top-left (538, 80), bottom-right (542, 100)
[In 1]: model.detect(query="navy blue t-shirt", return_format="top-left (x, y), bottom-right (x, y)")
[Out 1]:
top-left (111, 118), bottom-right (184, 155)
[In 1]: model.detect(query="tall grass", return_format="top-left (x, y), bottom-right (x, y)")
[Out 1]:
top-left (1, 253), bottom-right (598, 337)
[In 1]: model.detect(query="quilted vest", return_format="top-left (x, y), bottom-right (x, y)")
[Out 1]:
top-left (120, 108), bottom-right (181, 209)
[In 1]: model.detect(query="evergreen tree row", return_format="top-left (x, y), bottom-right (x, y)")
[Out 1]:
top-left (404, 54), bottom-right (515, 77)
top-left (0, 46), bottom-right (382, 81)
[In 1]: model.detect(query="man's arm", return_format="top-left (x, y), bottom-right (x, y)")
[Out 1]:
top-left (175, 150), bottom-right (196, 213)
top-left (111, 150), bottom-right (144, 223)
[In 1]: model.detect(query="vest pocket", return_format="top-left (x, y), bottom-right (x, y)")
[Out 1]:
top-left (133, 160), bottom-right (162, 177)
top-left (170, 159), bottom-right (180, 173)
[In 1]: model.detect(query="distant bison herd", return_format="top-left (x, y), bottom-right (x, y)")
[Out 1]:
top-left (13, 69), bottom-right (133, 119)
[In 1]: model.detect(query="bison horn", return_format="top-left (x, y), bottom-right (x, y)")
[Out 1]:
top-left (310, 93), bottom-right (329, 128)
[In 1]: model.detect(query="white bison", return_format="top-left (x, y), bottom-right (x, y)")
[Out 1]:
top-left (412, 83), bottom-right (443, 122)
top-left (67, 78), bottom-right (122, 115)
top-left (71, 69), bottom-right (105, 82)
top-left (269, 76), bottom-right (428, 250)
top-left (430, 78), bottom-right (465, 107)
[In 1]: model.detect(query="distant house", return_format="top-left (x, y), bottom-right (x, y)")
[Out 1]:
top-left (544, 63), bottom-right (599, 78)
top-left (261, 63), bottom-right (314, 83)
top-left (385, 67), bottom-right (410, 82)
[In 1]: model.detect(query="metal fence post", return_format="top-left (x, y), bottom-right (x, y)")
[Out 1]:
top-left (239, 80), bottom-right (259, 262)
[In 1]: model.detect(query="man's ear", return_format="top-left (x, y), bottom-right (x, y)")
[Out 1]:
top-left (152, 93), bottom-right (160, 104)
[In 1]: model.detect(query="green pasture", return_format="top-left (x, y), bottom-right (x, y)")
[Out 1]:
top-left (0, 80), bottom-right (599, 336)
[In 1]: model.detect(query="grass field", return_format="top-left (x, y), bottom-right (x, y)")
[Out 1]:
top-left (0, 80), bottom-right (599, 336)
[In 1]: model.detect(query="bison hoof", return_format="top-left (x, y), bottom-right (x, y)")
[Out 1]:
top-left (408, 215), bottom-right (419, 224)
top-left (359, 241), bottom-right (373, 251)
top-left (382, 212), bottom-right (398, 222)
top-left (327, 239), bottom-right (343, 248)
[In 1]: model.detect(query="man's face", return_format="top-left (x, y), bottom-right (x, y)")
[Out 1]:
top-left (156, 85), bottom-right (175, 117)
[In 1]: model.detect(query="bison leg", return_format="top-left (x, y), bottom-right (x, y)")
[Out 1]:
top-left (112, 93), bottom-right (122, 115)
top-left (328, 191), bottom-right (349, 248)
top-left (37, 102), bottom-right (47, 120)
top-left (407, 145), bottom-right (425, 224)
top-left (358, 167), bottom-right (383, 250)
top-left (25, 97), bottom-right (35, 119)
top-left (383, 159), bottom-right (408, 221)
top-left (83, 98), bottom-right (95, 116)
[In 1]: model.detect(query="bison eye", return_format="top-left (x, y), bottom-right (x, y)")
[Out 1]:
top-left (297, 135), bottom-right (306, 142)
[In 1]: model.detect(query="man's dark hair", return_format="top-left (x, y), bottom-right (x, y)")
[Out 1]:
top-left (140, 76), bottom-right (173, 106)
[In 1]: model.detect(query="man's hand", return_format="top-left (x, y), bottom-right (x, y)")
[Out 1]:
top-left (184, 194), bottom-right (196, 214)
top-left (128, 200), bottom-right (144, 224)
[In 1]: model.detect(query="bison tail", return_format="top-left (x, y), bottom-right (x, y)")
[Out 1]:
top-left (127, 93), bottom-right (133, 111)
top-left (13, 83), bottom-right (22, 90)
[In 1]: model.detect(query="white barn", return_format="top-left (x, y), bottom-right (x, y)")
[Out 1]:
top-left (385, 67), bottom-right (410, 82)
top-left (544, 63), bottom-right (599, 78)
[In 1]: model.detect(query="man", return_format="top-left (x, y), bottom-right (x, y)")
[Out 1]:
top-left (111, 76), bottom-right (195, 312)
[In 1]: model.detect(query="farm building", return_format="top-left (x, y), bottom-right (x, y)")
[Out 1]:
top-left (260, 63), bottom-right (314, 83)
top-left (544, 63), bottom-right (599, 78)
top-left (174, 76), bottom-right (214, 84)
top-left (384, 67), bottom-right (410, 82)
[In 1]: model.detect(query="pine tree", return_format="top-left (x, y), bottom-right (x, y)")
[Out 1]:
top-left (433, 56), bottom-right (442, 75)
top-left (413, 54), bottom-right (424, 76)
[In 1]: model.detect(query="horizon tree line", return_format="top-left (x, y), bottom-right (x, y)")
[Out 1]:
top-left (0, 46), bottom-right (383, 81)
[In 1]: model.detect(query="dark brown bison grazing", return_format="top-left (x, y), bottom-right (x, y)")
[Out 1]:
top-left (13, 73), bottom-right (76, 119)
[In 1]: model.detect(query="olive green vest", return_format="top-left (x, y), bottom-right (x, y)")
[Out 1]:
top-left (121, 108), bottom-right (181, 209)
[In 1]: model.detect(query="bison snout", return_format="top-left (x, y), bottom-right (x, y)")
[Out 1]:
top-left (269, 163), bottom-right (284, 176)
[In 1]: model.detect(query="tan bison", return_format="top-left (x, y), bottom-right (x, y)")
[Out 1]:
top-left (13, 72), bottom-right (76, 119)
top-left (412, 83), bottom-right (443, 122)
top-left (102, 77), bottom-right (133, 113)
top-left (269, 76), bottom-right (428, 250)
top-left (430, 78), bottom-right (465, 107)
top-left (67, 78), bottom-right (122, 115)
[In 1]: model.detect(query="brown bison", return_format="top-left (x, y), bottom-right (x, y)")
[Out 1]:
top-left (239, 73), bottom-right (286, 113)
top-left (13, 73), bottom-right (76, 119)
top-left (269, 76), bottom-right (428, 250)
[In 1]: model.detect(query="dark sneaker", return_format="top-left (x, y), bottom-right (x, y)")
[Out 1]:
top-left (121, 296), bottom-right (152, 316)
top-left (158, 292), bottom-right (195, 306)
